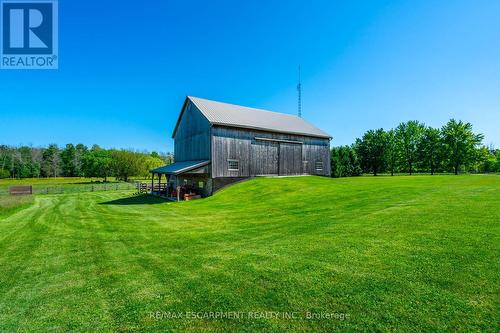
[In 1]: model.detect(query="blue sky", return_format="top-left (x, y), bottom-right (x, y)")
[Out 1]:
top-left (1, 0), bottom-right (499, 152)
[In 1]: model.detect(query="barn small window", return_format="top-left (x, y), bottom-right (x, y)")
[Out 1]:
top-left (315, 161), bottom-right (323, 171)
top-left (198, 181), bottom-right (204, 188)
top-left (228, 159), bottom-right (239, 171)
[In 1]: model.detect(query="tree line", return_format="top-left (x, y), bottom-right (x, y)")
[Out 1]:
top-left (331, 119), bottom-right (499, 177)
top-left (0, 144), bottom-right (174, 181)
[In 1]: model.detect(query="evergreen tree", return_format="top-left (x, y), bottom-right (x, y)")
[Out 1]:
top-left (61, 144), bottom-right (77, 176)
top-left (42, 144), bottom-right (61, 178)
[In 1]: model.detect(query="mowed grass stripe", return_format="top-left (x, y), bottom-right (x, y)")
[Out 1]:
top-left (0, 175), bottom-right (498, 331)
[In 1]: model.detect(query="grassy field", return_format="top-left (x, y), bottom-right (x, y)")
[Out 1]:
top-left (0, 175), bottom-right (498, 332)
top-left (0, 177), bottom-right (138, 195)
top-left (0, 177), bottom-right (152, 187)
top-left (0, 195), bottom-right (34, 219)
top-left (0, 177), bottom-right (118, 186)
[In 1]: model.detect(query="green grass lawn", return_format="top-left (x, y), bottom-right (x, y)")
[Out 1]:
top-left (0, 175), bottom-right (498, 332)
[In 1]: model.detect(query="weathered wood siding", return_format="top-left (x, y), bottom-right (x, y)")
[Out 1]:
top-left (174, 101), bottom-right (211, 162)
top-left (279, 143), bottom-right (303, 175)
top-left (250, 140), bottom-right (279, 175)
top-left (211, 126), bottom-right (330, 178)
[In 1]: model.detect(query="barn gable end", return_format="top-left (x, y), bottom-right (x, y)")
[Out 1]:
top-left (173, 100), bottom-right (211, 162)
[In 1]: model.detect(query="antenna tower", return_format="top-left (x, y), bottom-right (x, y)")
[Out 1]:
top-left (297, 65), bottom-right (302, 118)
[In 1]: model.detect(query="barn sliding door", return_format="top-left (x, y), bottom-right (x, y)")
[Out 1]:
top-left (250, 140), bottom-right (279, 175)
top-left (279, 143), bottom-right (303, 175)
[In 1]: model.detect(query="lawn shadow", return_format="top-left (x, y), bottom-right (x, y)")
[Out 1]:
top-left (100, 194), bottom-right (167, 205)
top-left (72, 181), bottom-right (119, 185)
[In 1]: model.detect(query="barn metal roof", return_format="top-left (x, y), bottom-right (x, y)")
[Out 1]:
top-left (174, 96), bottom-right (331, 139)
top-left (151, 160), bottom-right (209, 175)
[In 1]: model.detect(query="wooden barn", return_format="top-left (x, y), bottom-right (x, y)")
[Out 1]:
top-left (150, 96), bottom-right (331, 199)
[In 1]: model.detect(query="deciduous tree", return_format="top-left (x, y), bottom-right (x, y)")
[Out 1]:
top-left (418, 127), bottom-right (442, 175)
top-left (110, 150), bottom-right (142, 182)
top-left (331, 145), bottom-right (362, 178)
top-left (355, 129), bottom-right (387, 176)
top-left (386, 129), bottom-right (398, 176)
top-left (441, 119), bottom-right (483, 175)
top-left (395, 120), bottom-right (425, 175)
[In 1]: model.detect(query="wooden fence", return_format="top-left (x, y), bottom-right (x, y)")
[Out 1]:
top-left (9, 186), bottom-right (32, 195)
